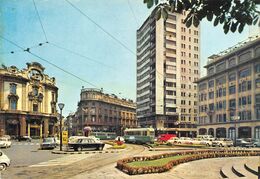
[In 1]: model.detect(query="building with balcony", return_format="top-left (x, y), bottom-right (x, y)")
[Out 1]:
top-left (73, 88), bottom-right (137, 136)
top-left (0, 62), bottom-right (58, 138)
top-left (136, 7), bottom-right (200, 137)
top-left (197, 36), bottom-right (260, 139)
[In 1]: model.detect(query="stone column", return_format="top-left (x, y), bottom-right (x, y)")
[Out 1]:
top-left (19, 115), bottom-right (26, 136)
top-left (40, 124), bottom-right (43, 138)
top-left (251, 126), bottom-right (255, 139)
top-left (44, 118), bottom-right (49, 137)
top-left (28, 123), bottom-right (30, 137)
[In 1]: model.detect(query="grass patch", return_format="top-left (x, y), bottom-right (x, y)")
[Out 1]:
top-left (127, 155), bottom-right (190, 167)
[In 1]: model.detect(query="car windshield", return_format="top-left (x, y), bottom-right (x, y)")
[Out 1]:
top-left (43, 138), bottom-right (54, 143)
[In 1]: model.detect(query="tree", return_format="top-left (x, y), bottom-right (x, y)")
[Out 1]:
top-left (144, 0), bottom-right (260, 34)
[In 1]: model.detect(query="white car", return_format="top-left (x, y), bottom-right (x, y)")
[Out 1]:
top-left (167, 137), bottom-right (179, 144)
top-left (0, 151), bottom-right (10, 170)
top-left (176, 137), bottom-right (193, 144)
top-left (0, 137), bottom-right (11, 148)
top-left (212, 138), bottom-right (233, 147)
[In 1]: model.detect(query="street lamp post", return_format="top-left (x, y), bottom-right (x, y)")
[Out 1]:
top-left (58, 103), bottom-right (65, 151)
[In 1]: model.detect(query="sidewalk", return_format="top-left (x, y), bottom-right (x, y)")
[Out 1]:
top-left (72, 156), bottom-right (259, 179)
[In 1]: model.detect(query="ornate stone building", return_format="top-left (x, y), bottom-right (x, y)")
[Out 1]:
top-left (0, 62), bottom-right (58, 138)
top-left (197, 36), bottom-right (260, 139)
top-left (73, 88), bottom-right (137, 136)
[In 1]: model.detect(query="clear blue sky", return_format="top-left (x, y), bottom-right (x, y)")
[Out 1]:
top-left (0, 0), bottom-right (258, 116)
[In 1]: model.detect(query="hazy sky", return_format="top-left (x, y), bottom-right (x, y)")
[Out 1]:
top-left (0, 0), bottom-right (258, 115)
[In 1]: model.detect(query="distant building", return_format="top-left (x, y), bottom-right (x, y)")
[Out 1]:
top-left (197, 36), bottom-right (260, 139)
top-left (73, 88), bottom-right (137, 135)
top-left (0, 62), bottom-right (58, 138)
top-left (136, 7), bottom-right (200, 137)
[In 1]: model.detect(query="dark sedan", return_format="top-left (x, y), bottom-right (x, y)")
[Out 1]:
top-left (68, 137), bottom-right (105, 151)
top-left (16, 136), bottom-right (32, 142)
top-left (235, 139), bottom-right (254, 148)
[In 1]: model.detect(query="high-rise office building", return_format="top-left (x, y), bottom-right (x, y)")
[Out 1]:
top-left (136, 8), bottom-right (200, 137)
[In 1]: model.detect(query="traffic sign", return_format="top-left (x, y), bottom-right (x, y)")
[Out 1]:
top-left (62, 131), bottom-right (68, 144)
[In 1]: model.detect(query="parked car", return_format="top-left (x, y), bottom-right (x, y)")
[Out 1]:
top-left (68, 136), bottom-right (105, 151)
top-left (176, 137), bottom-right (193, 144)
top-left (40, 137), bottom-right (57, 150)
top-left (16, 136), bottom-right (32, 142)
top-left (0, 137), bottom-right (11, 148)
top-left (235, 138), bottom-right (254, 147)
top-left (167, 137), bottom-right (179, 144)
top-left (212, 138), bottom-right (233, 147)
top-left (253, 139), bottom-right (260, 147)
top-left (157, 134), bottom-right (176, 142)
top-left (0, 150), bottom-right (10, 171)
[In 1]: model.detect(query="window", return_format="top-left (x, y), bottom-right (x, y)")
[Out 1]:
top-left (256, 78), bottom-right (260, 88)
top-left (255, 127), bottom-right (260, 139)
top-left (228, 73), bottom-right (236, 82)
top-left (239, 68), bottom-right (251, 78)
top-left (208, 92), bottom-right (214, 99)
top-left (208, 80), bottom-right (214, 88)
top-left (216, 76), bottom-right (226, 85)
top-left (33, 104), bottom-right (38, 112)
top-left (229, 85), bottom-right (236, 95)
top-left (255, 64), bottom-right (260, 73)
top-left (52, 92), bottom-right (55, 101)
top-left (256, 94), bottom-right (260, 104)
top-left (10, 83), bottom-right (17, 94)
top-left (209, 103), bottom-right (214, 111)
top-left (229, 99), bottom-right (236, 109)
top-left (10, 98), bottom-right (17, 110)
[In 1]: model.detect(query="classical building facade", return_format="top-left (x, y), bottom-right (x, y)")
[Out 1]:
top-left (136, 8), bottom-right (200, 137)
top-left (0, 62), bottom-right (58, 138)
top-left (73, 88), bottom-right (137, 135)
top-left (197, 36), bottom-right (260, 139)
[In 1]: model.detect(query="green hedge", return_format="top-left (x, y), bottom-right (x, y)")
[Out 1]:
top-left (116, 149), bottom-right (260, 175)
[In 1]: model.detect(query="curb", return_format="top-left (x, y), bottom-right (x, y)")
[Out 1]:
top-left (51, 149), bottom-right (124, 155)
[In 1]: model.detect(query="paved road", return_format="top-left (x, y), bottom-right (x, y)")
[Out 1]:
top-left (2, 140), bottom-right (64, 167)
top-left (1, 143), bottom-right (145, 179)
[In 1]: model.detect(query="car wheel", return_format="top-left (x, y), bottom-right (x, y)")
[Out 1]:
top-left (0, 163), bottom-right (7, 171)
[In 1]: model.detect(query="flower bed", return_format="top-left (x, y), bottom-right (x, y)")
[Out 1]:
top-left (116, 149), bottom-right (260, 175)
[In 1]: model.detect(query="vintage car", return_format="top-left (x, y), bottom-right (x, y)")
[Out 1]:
top-left (0, 137), bottom-right (11, 148)
top-left (16, 136), bottom-right (32, 142)
top-left (40, 137), bottom-right (57, 150)
top-left (68, 136), bottom-right (105, 151)
top-left (212, 138), bottom-right (233, 147)
top-left (0, 150), bottom-right (10, 171)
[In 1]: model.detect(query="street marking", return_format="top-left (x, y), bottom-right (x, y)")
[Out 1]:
top-left (29, 154), bottom-right (94, 167)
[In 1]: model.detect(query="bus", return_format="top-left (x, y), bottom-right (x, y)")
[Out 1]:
top-left (92, 132), bottom-right (116, 140)
top-left (124, 128), bottom-right (155, 144)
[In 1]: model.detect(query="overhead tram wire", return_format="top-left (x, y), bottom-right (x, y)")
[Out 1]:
top-left (48, 42), bottom-right (114, 69)
top-left (126, 0), bottom-right (139, 27)
top-left (0, 35), bottom-right (99, 88)
top-left (32, 0), bottom-right (48, 42)
top-left (64, 0), bottom-right (136, 56)
top-left (0, 41), bottom-right (49, 55)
